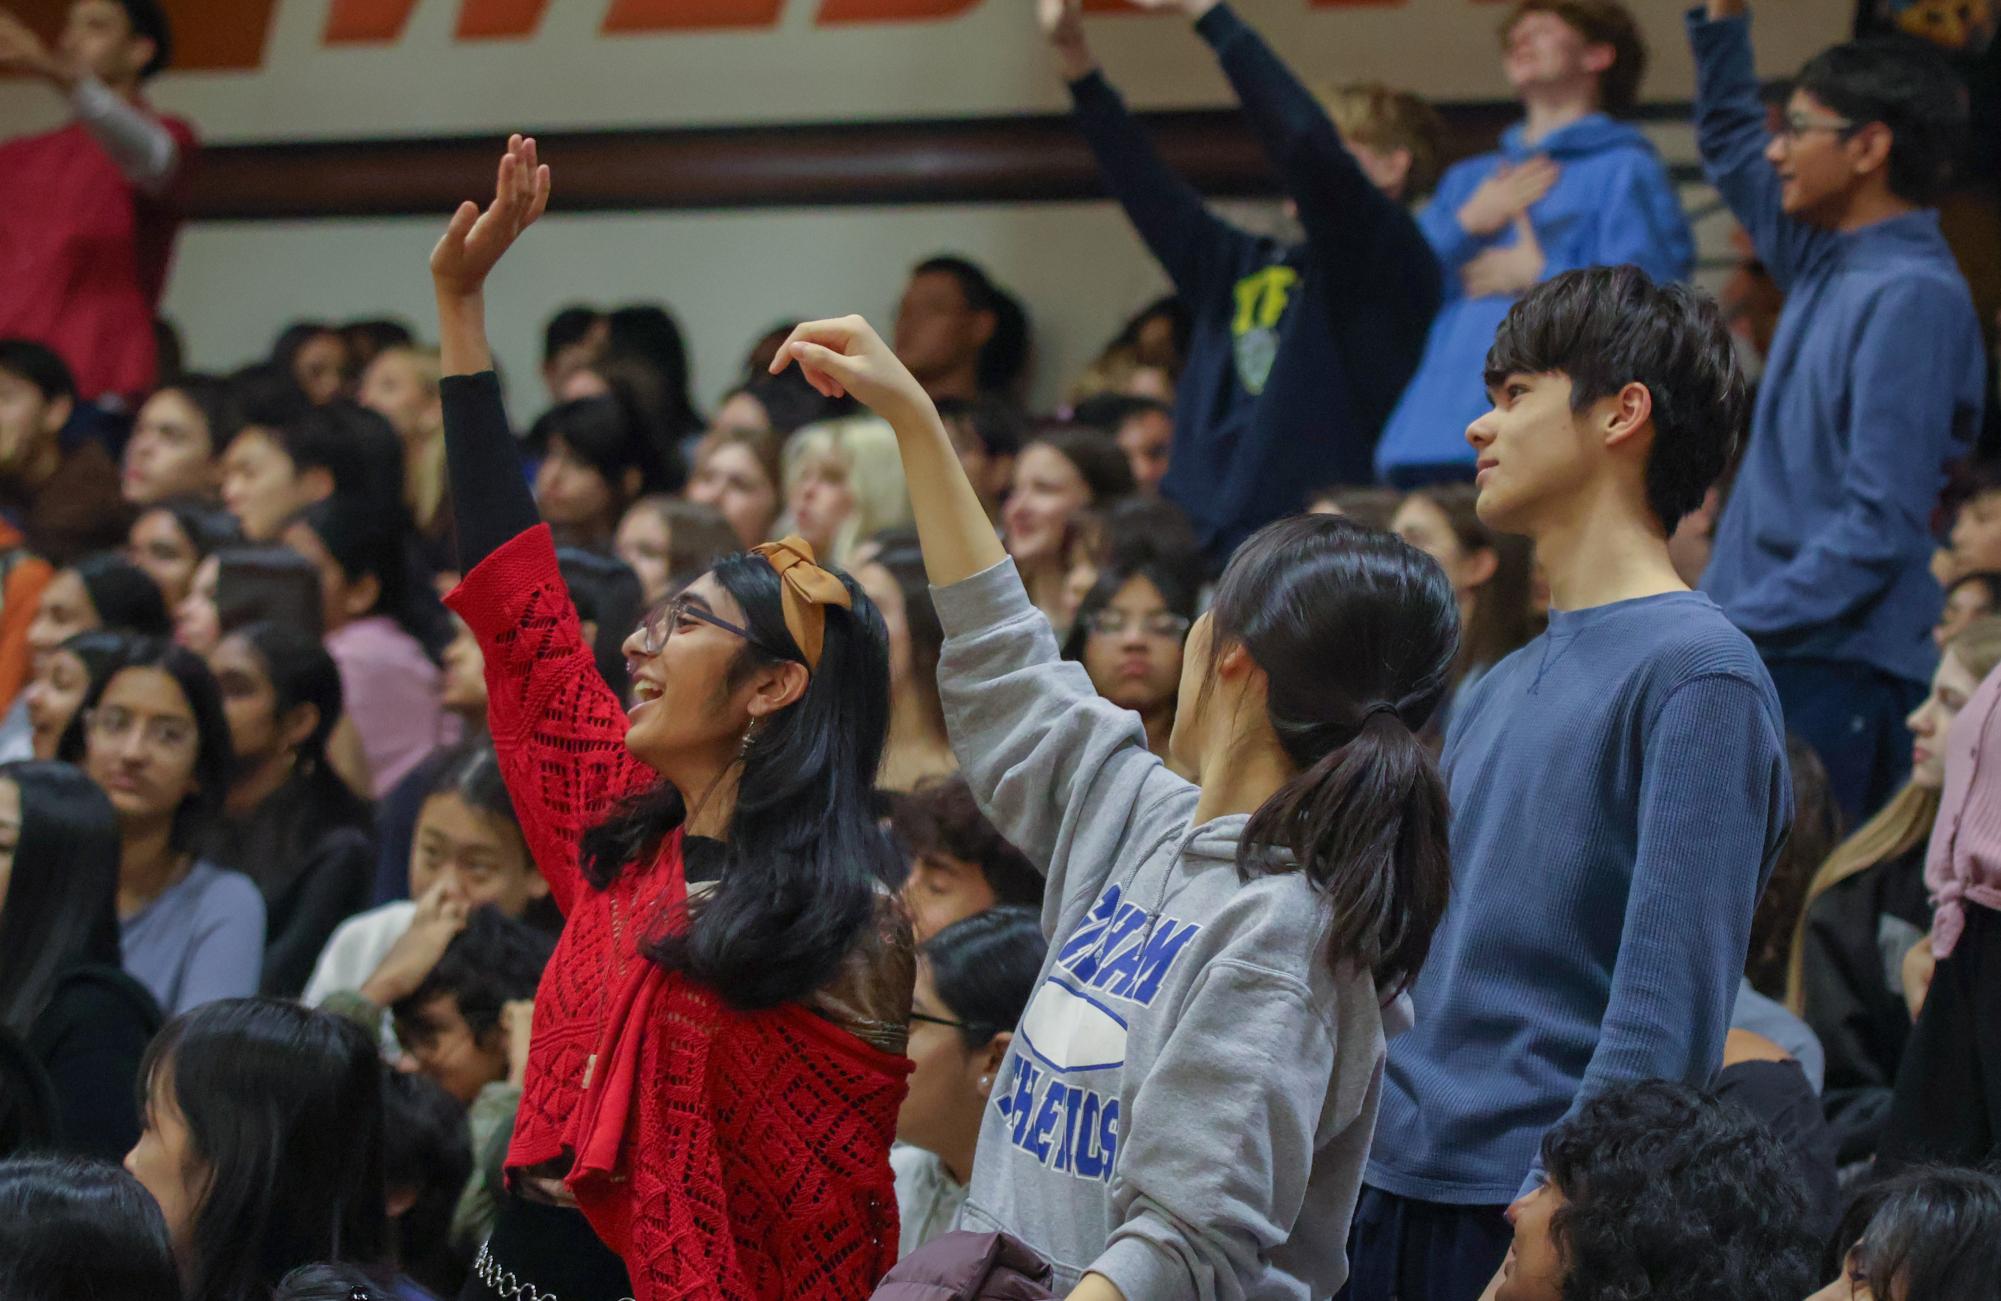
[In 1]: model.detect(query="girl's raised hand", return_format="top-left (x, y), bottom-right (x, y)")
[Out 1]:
top-left (430, 134), bottom-right (551, 299)
top-left (770, 315), bottom-right (935, 432)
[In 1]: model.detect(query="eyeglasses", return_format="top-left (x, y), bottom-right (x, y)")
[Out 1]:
top-left (85, 707), bottom-right (197, 756)
top-left (635, 596), bottom-right (780, 659)
top-left (909, 1010), bottom-right (988, 1035)
top-left (1081, 609), bottom-right (1191, 639)
top-left (1774, 111), bottom-right (1857, 143)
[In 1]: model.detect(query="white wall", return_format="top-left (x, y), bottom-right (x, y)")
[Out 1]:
top-left (162, 200), bottom-right (1188, 417)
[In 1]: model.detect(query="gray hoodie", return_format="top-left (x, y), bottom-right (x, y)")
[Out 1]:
top-left (934, 559), bottom-right (1411, 1300)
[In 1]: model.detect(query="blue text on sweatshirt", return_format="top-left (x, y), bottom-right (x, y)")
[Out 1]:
top-left (1069, 2), bottom-right (1441, 561)
top-left (1374, 114), bottom-right (1692, 479)
top-left (1691, 9), bottom-right (1985, 687)
top-left (1369, 592), bottom-right (1791, 1204)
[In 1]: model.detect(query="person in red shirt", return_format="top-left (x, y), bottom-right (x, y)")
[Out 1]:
top-left (0, 1), bottom-right (196, 408)
top-left (435, 138), bottom-right (915, 1301)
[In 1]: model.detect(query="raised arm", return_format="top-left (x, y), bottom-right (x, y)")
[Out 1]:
top-left (772, 319), bottom-right (1193, 893)
top-left (1689, 1), bottom-right (1830, 288)
top-left (1179, 0), bottom-right (1406, 268)
top-left (0, 9), bottom-right (180, 193)
top-left (433, 139), bottom-right (651, 911)
top-left (1042, 0), bottom-right (1250, 303)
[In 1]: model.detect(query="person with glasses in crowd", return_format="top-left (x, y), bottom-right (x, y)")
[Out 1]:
top-left (64, 635), bottom-right (262, 1017)
top-left (1692, 0), bottom-right (1984, 824)
top-left (1061, 555), bottom-right (1202, 779)
top-left (428, 139), bottom-right (913, 1301)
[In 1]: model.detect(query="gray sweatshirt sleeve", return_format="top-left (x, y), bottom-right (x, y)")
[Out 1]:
top-left (933, 559), bottom-right (1198, 921)
top-left (71, 76), bottom-right (180, 193)
top-left (1094, 959), bottom-right (1339, 1300)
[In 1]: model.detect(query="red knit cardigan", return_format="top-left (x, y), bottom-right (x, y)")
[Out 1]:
top-left (447, 527), bottom-right (912, 1300)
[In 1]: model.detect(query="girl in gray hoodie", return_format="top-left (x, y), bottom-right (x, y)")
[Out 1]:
top-left (774, 317), bottom-right (1458, 1301)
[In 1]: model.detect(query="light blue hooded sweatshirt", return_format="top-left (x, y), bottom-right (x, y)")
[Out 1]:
top-left (1373, 114), bottom-right (1693, 480)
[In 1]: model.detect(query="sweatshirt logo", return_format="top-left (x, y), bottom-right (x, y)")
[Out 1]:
top-left (994, 884), bottom-right (1203, 1183)
top-left (1231, 264), bottom-right (1298, 396)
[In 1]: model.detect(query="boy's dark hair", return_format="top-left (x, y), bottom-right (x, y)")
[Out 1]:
top-left (391, 907), bottom-right (554, 1043)
top-left (922, 907), bottom-right (1047, 1052)
top-left (1540, 1080), bottom-right (1820, 1301)
top-left (113, 0), bottom-right (173, 79)
top-left (227, 361), bottom-right (312, 431)
top-left (1795, 37), bottom-right (1968, 206)
top-left (0, 339), bottom-right (76, 406)
top-left (1071, 393), bottom-right (1173, 438)
top-left (935, 395), bottom-right (1026, 460)
top-left (379, 1070), bottom-right (472, 1297)
top-left (1485, 266), bottom-right (1747, 533)
top-left (914, 256), bottom-right (1031, 396)
top-left (1501, 0), bottom-right (1646, 116)
top-left (890, 777), bottom-right (1044, 909)
top-left (543, 304), bottom-right (603, 364)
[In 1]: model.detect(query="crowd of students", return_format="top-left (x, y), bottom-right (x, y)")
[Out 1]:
top-left (3, 0), bottom-right (2001, 1298)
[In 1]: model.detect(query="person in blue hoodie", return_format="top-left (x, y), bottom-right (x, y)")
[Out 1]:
top-left (1039, 0), bottom-right (1444, 564)
top-left (1374, 0), bottom-right (1693, 485)
top-left (1693, 0), bottom-right (1984, 825)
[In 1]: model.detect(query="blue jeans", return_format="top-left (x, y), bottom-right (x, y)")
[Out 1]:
top-left (1762, 657), bottom-right (1927, 826)
top-left (1338, 1186), bottom-right (1511, 1301)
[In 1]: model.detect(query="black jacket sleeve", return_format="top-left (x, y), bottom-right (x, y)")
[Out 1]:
top-left (1066, 69), bottom-right (1255, 304)
top-left (441, 371), bottom-right (540, 572)
top-left (260, 826), bottom-right (376, 999)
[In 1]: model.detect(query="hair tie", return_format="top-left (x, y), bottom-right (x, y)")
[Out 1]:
top-left (749, 536), bottom-right (852, 673)
top-left (1362, 702), bottom-right (1401, 726)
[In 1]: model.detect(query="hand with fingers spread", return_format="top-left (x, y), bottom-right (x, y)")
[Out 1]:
top-left (430, 133), bottom-right (551, 301)
top-left (1461, 211), bottom-right (1546, 298)
top-left (771, 315), bottom-right (937, 434)
top-left (1456, 157), bottom-right (1560, 239)
top-left (360, 878), bottom-right (472, 1008)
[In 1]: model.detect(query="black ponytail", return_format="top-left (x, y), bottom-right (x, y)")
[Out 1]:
top-left (1208, 514), bottom-right (1459, 996)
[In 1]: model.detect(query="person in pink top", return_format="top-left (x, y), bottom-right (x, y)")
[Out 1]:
top-left (0, 1), bottom-right (196, 408)
top-left (1882, 657), bottom-right (2001, 1168)
top-left (281, 495), bottom-right (450, 799)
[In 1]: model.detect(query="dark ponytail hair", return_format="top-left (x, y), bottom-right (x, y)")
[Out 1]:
top-left (138, 999), bottom-right (389, 1301)
top-left (1208, 514), bottom-right (1458, 996)
top-left (580, 550), bottom-right (897, 1009)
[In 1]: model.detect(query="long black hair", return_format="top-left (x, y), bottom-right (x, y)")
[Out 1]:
top-left (215, 545), bottom-right (324, 639)
top-left (67, 636), bottom-right (234, 854)
top-left (0, 762), bottom-right (124, 1035)
top-left (138, 999), bottom-right (390, 1301)
top-left (206, 622), bottom-right (370, 882)
top-left (70, 553), bottom-right (172, 637)
top-left (379, 1070), bottom-right (472, 1297)
top-left (1208, 513), bottom-right (1458, 996)
top-left (0, 1156), bottom-right (182, 1301)
top-left (579, 550), bottom-right (896, 1009)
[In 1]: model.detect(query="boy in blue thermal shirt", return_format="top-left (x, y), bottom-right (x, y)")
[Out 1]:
top-left (1693, 0), bottom-right (1983, 825)
top-left (1375, 0), bottom-right (1692, 486)
top-left (1344, 267), bottom-right (1792, 1301)
top-left (1040, 0), bottom-right (1444, 564)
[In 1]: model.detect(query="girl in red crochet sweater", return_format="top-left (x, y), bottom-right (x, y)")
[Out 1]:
top-left (431, 138), bottom-right (914, 1301)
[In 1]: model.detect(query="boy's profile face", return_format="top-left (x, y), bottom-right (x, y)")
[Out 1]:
top-left (1466, 370), bottom-right (1594, 535)
top-left (1765, 89), bottom-right (1875, 226)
